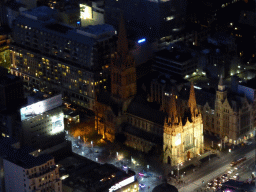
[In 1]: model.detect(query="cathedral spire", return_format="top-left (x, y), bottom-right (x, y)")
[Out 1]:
top-left (188, 81), bottom-right (197, 117)
top-left (117, 13), bottom-right (129, 59)
top-left (168, 89), bottom-right (178, 123)
top-left (218, 75), bottom-right (226, 91)
top-left (219, 75), bottom-right (223, 86)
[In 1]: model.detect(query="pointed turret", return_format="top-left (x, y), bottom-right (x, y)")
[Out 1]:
top-left (168, 89), bottom-right (178, 124)
top-left (117, 14), bottom-right (129, 60)
top-left (188, 81), bottom-right (197, 117)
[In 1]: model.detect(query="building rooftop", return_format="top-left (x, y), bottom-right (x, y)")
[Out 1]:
top-left (45, 23), bottom-right (73, 34)
top-left (126, 95), bottom-right (166, 125)
top-left (78, 24), bottom-right (115, 36)
top-left (155, 49), bottom-right (193, 63)
top-left (0, 137), bottom-right (53, 169)
top-left (21, 6), bottom-right (56, 20)
top-left (61, 160), bottom-right (136, 192)
top-left (121, 122), bottom-right (163, 145)
top-left (0, 74), bottom-right (21, 86)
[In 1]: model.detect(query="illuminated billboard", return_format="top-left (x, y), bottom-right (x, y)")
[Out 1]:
top-left (109, 176), bottom-right (135, 192)
top-left (20, 94), bottom-right (62, 121)
top-left (80, 4), bottom-right (92, 19)
top-left (51, 113), bottom-right (64, 134)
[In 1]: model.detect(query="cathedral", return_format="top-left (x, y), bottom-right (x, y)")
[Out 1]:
top-left (163, 83), bottom-right (204, 165)
top-left (95, 15), bottom-right (204, 166)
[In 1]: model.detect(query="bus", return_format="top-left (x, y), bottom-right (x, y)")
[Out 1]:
top-left (230, 157), bottom-right (246, 167)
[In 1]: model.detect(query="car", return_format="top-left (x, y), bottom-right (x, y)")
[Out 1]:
top-left (214, 177), bottom-right (221, 182)
top-left (139, 183), bottom-right (146, 188)
top-left (207, 181), bottom-right (214, 189)
top-left (227, 170), bottom-right (233, 174)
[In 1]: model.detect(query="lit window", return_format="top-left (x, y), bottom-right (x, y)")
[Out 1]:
top-left (20, 54), bottom-right (23, 57)
top-left (104, 86), bottom-right (106, 89)
top-left (58, 63), bottom-right (61, 67)
top-left (91, 82), bottom-right (93, 85)
top-left (62, 65), bottom-right (65, 68)
top-left (79, 78), bottom-right (82, 82)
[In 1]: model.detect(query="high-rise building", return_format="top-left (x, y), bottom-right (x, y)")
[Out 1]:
top-left (10, 6), bottom-right (116, 110)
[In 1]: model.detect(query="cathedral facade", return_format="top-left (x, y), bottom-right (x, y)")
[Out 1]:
top-left (163, 84), bottom-right (204, 166)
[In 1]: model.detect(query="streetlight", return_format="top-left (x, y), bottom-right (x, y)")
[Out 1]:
top-left (91, 141), bottom-right (93, 156)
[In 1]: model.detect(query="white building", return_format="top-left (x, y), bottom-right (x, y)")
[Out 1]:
top-left (1, 137), bottom-right (62, 192)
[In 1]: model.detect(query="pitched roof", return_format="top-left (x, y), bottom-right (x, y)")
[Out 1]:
top-left (126, 95), bottom-right (166, 125)
top-left (121, 123), bottom-right (163, 145)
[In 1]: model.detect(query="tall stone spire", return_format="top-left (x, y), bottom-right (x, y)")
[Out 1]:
top-left (218, 75), bottom-right (226, 91)
top-left (188, 81), bottom-right (197, 116)
top-left (168, 89), bottom-right (178, 123)
top-left (117, 13), bottom-right (129, 59)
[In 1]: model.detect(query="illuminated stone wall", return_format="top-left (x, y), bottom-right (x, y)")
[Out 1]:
top-left (163, 113), bottom-right (204, 166)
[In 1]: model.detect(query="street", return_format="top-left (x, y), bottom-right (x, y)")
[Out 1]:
top-left (65, 132), bottom-right (256, 192)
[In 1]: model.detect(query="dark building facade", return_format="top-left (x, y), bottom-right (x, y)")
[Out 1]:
top-left (105, 0), bottom-right (187, 43)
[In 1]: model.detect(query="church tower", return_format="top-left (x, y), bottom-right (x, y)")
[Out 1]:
top-left (111, 15), bottom-right (137, 100)
top-left (215, 75), bottom-right (228, 139)
top-left (216, 75), bottom-right (227, 102)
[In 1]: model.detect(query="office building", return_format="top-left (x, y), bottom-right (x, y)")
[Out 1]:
top-left (0, 137), bottom-right (62, 192)
top-left (10, 6), bottom-right (116, 110)
top-left (153, 48), bottom-right (197, 78)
